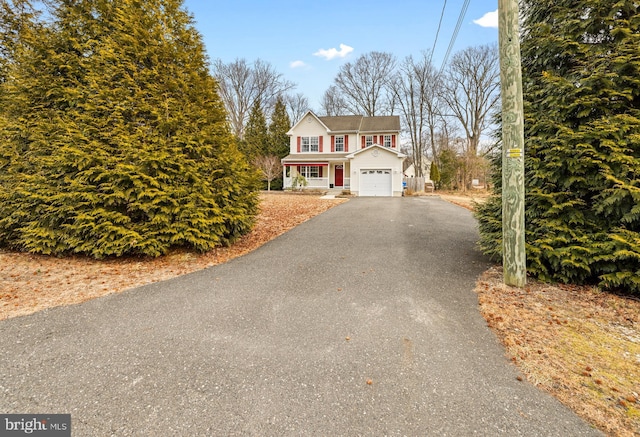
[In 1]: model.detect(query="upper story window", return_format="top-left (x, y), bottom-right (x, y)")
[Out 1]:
top-left (383, 135), bottom-right (392, 148)
top-left (334, 136), bottom-right (344, 152)
top-left (301, 136), bottom-right (319, 152)
top-left (365, 136), bottom-right (374, 147)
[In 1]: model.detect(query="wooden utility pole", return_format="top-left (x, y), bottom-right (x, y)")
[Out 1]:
top-left (498, 0), bottom-right (526, 287)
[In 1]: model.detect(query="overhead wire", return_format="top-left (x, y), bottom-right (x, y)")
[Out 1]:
top-left (439, 0), bottom-right (471, 73)
top-left (428, 0), bottom-right (448, 67)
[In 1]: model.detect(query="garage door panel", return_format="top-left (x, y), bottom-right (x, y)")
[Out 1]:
top-left (360, 169), bottom-right (392, 197)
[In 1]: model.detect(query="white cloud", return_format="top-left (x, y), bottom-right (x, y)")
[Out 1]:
top-left (473, 10), bottom-right (498, 28)
top-left (313, 43), bottom-right (354, 60)
top-left (290, 60), bottom-right (307, 69)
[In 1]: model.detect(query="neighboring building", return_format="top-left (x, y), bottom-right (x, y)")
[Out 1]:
top-left (282, 111), bottom-right (406, 197)
top-left (404, 159), bottom-right (432, 180)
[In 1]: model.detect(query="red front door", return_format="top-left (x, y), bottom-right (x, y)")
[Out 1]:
top-left (335, 165), bottom-right (344, 187)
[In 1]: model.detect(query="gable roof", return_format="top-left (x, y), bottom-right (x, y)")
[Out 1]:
top-left (288, 110), bottom-right (400, 135)
top-left (286, 110), bottom-right (330, 135)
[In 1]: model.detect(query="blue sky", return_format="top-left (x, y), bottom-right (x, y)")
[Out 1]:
top-left (182, 0), bottom-right (499, 109)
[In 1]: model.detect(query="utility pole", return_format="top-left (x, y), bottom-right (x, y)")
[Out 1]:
top-left (498, 0), bottom-right (526, 287)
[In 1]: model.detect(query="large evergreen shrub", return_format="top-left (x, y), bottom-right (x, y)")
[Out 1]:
top-left (268, 96), bottom-right (291, 159)
top-left (476, 1), bottom-right (640, 294)
top-left (0, 0), bottom-right (259, 258)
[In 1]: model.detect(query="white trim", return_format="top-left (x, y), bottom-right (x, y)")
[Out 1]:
top-left (359, 168), bottom-right (393, 197)
top-left (346, 143), bottom-right (407, 159)
top-left (286, 110), bottom-right (330, 136)
top-left (300, 136), bottom-right (319, 153)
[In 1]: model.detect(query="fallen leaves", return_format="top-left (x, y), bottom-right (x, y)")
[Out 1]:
top-left (476, 266), bottom-right (640, 437)
top-left (0, 193), bottom-right (346, 321)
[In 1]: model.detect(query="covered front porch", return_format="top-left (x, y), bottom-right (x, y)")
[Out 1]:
top-left (282, 161), bottom-right (351, 190)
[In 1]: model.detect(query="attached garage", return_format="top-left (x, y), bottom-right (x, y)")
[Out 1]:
top-left (359, 169), bottom-right (392, 197)
top-left (347, 145), bottom-right (406, 197)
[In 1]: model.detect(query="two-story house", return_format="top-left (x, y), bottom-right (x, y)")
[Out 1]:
top-left (282, 111), bottom-right (406, 197)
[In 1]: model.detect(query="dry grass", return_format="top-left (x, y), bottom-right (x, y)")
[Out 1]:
top-left (435, 189), bottom-right (491, 210)
top-left (477, 268), bottom-right (640, 436)
top-left (1, 191), bottom-right (638, 436)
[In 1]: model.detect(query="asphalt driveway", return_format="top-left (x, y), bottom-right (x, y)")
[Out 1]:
top-left (0, 197), bottom-right (601, 436)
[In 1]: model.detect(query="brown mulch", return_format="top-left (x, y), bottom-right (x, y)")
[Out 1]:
top-left (0, 193), bottom-right (346, 321)
top-left (1, 191), bottom-right (638, 436)
top-left (477, 268), bottom-right (640, 436)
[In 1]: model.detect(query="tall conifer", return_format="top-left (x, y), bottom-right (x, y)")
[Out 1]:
top-left (0, 0), bottom-right (258, 258)
top-left (268, 96), bottom-right (291, 158)
top-left (243, 97), bottom-right (268, 160)
top-left (476, 1), bottom-right (640, 293)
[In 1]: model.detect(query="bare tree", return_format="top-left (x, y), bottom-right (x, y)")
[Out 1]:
top-left (319, 85), bottom-right (348, 116)
top-left (253, 155), bottom-right (282, 191)
top-left (333, 51), bottom-right (396, 116)
top-left (439, 44), bottom-right (501, 157)
top-left (213, 58), bottom-right (295, 139)
top-left (389, 52), bottom-right (441, 177)
top-left (283, 92), bottom-right (310, 125)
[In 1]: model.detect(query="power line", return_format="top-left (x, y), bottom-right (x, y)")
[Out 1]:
top-left (428, 0), bottom-right (448, 67)
top-left (440, 0), bottom-right (471, 73)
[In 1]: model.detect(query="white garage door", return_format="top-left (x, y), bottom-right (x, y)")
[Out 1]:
top-left (360, 169), bottom-right (392, 197)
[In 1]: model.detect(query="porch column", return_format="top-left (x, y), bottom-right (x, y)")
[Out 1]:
top-left (326, 163), bottom-right (329, 189)
top-left (343, 161), bottom-right (347, 189)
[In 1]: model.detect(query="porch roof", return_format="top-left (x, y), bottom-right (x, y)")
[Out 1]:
top-left (281, 153), bottom-right (350, 163)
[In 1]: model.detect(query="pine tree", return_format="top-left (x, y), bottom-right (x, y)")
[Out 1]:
top-left (243, 97), bottom-right (268, 160)
top-left (476, 1), bottom-right (640, 294)
top-left (268, 95), bottom-right (291, 158)
top-left (429, 161), bottom-right (441, 190)
top-left (437, 149), bottom-right (460, 190)
top-left (0, 0), bottom-right (259, 258)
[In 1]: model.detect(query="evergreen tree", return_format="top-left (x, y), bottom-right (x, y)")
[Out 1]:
top-left (268, 95), bottom-right (291, 158)
top-left (437, 149), bottom-right (460, 190)
top-left (0, 0), bottom-right (259, 258)
top-left (242, 97), bottom-right (268, 160)
top-left (0, 0), bottom-right (35, 86)
top-left (476, 1), bottom-right (640, 293)
top-left (0, 0), bottom-right (39, 173)
top-left (429, 161), bottom-right (441, 190)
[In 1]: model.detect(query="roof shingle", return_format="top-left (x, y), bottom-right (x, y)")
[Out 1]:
top-left (317, 115), bottom-right (362, 131)
top-left (316, 114), bottom-right (400, 133)
top-left (359, 116), bottom-right (400, 132)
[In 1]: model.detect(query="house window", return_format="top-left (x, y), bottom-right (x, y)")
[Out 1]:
top-left (383, 135), bottom-right (392, 148)
top-left (335, 136), bottom-right (344, 152)
top-left (300, 166), bottom-right (320, 178)
top-left (365, 136), bottom-right (374, 147)
top-left (301, 136), bottom-right (319, 152)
